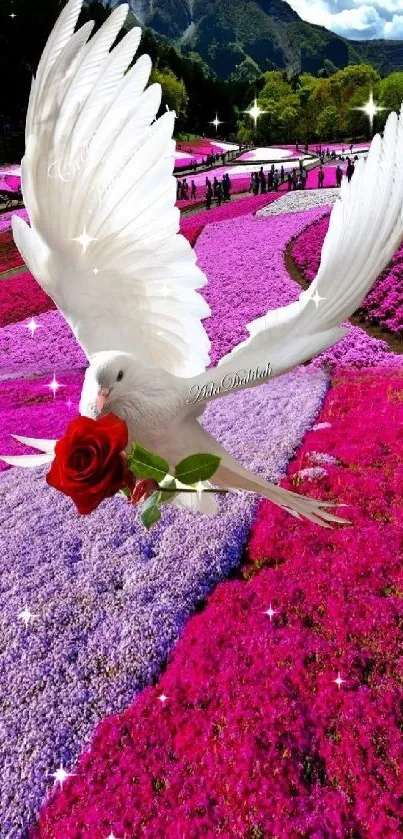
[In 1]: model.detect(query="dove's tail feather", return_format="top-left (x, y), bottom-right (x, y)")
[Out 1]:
top-left (214, 459), bottom-right (350, 528)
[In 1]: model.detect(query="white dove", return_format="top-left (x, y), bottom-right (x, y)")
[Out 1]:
top-left (2, 0), bottom-right (403, 528)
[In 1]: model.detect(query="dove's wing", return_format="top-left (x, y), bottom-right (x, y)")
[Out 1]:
top-left (0, 436), bottom-right (56, 468)
top-left (183, 107), bottom-right (403, 408)
top-left (12, 0), bottom-right (211, 378)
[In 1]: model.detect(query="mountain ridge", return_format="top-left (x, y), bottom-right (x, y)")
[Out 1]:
top-left (115, 0), bottom-right (403, 80)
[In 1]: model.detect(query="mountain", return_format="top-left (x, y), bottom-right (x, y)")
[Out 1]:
top-left (122, 0), bottom-right (403, 80)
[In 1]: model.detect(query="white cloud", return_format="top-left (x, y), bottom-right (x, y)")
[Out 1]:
top-left (384, 14), bottom-right (403, 37)
top-left (287, 0), bottom-right (403, 39)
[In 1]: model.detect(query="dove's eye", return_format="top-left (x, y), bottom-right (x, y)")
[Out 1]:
top-left (116, 370), bottom-right (124, 382)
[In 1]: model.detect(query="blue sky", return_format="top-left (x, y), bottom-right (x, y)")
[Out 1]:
top-left (286, 0), bottom-right (403, 39)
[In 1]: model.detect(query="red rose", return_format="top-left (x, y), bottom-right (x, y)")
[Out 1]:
top-left (46, 413), bottom-right (129, 514)
top-left (130, 478), bottom-right (160, 505)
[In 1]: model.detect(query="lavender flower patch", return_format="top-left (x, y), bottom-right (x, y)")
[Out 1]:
top-left (0, 367), bottom-right (328, 838)
top-left (196, 207), bottom-right (332, 364)
top-left (0, 310), bottom-right (87, 377)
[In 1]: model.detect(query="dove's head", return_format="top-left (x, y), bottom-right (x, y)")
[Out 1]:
top-left (79, 351), bottom-right (138, 420)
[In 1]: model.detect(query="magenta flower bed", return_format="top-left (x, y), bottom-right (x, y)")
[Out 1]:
top-left (30, 365), bottom-right (403, 839)
top-left (176, 139), bottom-right (225, 157)
top-left (3, 174), bottom-right (21, 191)
top-left (179, 192), bottom-right (281, 249)
top-left (0, 228), bottom-right (25, 272)
top-left (0, 370), bottom-right (83, 471)
top-left (292, 212), bottom-right (403, 337)
top-left (292, 213), bottom-right (330, 282)
top-left (305, 166), bottom-right (339, 189)
top-left (0, 271), bottom-right (55, 326)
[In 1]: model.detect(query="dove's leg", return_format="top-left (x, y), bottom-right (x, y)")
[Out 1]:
top-left (186, 422), bottom-right (350, 529)
top-left (213, 460), bottom-right (350, 528)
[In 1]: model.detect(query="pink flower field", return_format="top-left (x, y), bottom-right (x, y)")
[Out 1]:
top-left (292, 212), bottom-right (403, 338)
top-left (1, 179), bottom-right (403, 838)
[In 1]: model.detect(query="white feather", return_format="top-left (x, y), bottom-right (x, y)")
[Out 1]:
top-left (14, 0), bottom-right (211, 377)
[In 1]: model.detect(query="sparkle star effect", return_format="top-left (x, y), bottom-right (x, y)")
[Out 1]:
top-left (245, 98), bottom-right (266, 127)
top-left (18, 606), bottom-right (38, 627)
top-left (210, 114), bottom-right (222, 132)
top-left (9, 11), bottom-right (16, 18)
top-left (158, 693), bottom-right (168, 704)
top-left (263, 604), bottom-right (277, 621)
top-left (334, 672), bottom-right (345, 689)
top-left (26, 317), bottom-right (40, 336)
top-left (46, 374), bottom-right (64, 398)
top-left (353, 90), bottom-right (386, 134)
top-left (309, 288), bottom-right (326, 309)
top-left (195, 481), bottom-right (204, 501)
top-left (51, 763), bottom-right (75, 788)
top-left (72, 227), bottom-right (97, 252)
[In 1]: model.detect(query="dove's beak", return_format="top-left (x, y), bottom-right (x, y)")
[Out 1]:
top-left (96, 387), bottom-right (111, 414)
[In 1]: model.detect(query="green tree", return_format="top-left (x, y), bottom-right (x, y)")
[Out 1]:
top-left (150, 68), bottom-right (188, 123)
top-left (315, 105), bottom-right (341, 140)
top-left (329, 64), bottom-right (380, 111)
top-left (378, 72), bottom-right (403, 114)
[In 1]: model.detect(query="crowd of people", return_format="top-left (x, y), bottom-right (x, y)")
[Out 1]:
top-left (205, 173), bottom-right (232, 208)
top-left (296, 140), bottom-right (360, 160)
top-left (176, 178), bottom-right (198, 201)
top-left (249, 162), bottom-right (310, 194)
top-left (176, 153), bottom-right (358, 207)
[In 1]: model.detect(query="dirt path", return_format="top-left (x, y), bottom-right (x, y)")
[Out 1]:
top-left (0, 264), bottom-right (26, 281)
top-left (284, 238), bottom-right (403, 356)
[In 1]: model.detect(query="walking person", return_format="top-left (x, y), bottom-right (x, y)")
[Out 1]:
top-left (336, 165), bottom-right (343, 187)
top-left (206, 182), bottom-right (213, 209)
top-left (222, 173), bottom-right (231, 201)
top-left (318, 166), bottom-right (325, 188)
top-left (216, 181), bottom-right (223, 207)
top-left (346, 157), bottom-right (355, 182)
top-left (191, 180), bottom-right (197, 200)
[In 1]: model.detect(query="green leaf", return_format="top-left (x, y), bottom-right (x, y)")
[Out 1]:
top-left (158, 478), bottom-right (178, 505)
top-left (141, 504), bottom-right (161, 530)
top-left (175, 453), bottom-right (221, 485)
top-left (141, 490), bottom-right (162, 509)
top-left (127, 444), bottom-right (169, 482)
top-left (119, 487), bottom-right (132, 499)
